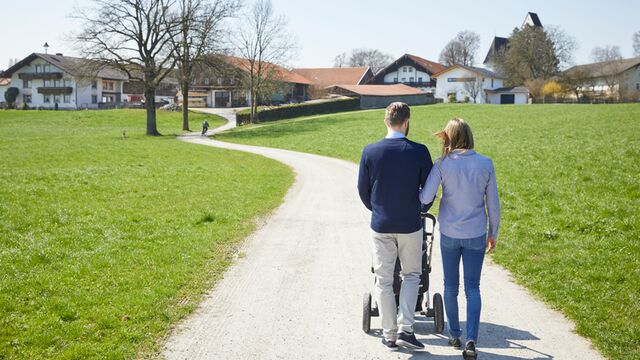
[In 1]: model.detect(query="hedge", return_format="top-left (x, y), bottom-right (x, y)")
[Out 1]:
top-left (236, 98), bottom-right (360, 125)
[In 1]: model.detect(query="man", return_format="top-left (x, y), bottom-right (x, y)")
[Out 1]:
top-left (357, 102), bottom-right (433, 351)
top-left (202, 119), bottom-right (210, 135)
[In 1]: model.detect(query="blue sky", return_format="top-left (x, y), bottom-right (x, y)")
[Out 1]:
top-left (2, 0), bottom-right (639, 71)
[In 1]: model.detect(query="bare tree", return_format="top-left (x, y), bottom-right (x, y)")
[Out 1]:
top-left (438, 30), bottom-right (480, 67)
top-left (591, 45), bottom-right (626, 99)
top-left (74, 0), bottom-right (181, 135)
top-left (634, 31), bottom-right (640, 57)
top-left (591, 45), bottom-right (622, 63)
top-left (347, 48), bottom-right (393, 74)
top-left (463, 77), bottom-right (484, 103)
top-left (171, 0), bottom-right (240, 131)
top-left (559, 68), bottom-right (590, 101)
top-left (546, 25), bottom-right (577, 70)
top-left (235, 0), bottom-right (295, 123)
top-left (333, 52), bottom-right (347, 68)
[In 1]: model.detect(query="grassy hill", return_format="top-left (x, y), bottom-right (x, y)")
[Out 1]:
top-left (217, 103), bottom-right (640, 359)
top-left (0, 110), bottom-right (293, 359)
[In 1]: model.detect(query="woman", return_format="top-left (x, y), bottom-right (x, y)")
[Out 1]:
top-left (419, 118), bottom-right (500, 360)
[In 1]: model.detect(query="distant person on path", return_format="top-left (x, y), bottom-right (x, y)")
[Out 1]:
top-left (202, 119), bottom-right (209, 135)
top-left (419, 118), bottom-right (500, 360)
top-left (357, 102), bottom-right (433, 351)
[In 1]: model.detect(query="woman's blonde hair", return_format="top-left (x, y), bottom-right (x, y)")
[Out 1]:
top-left (435, 118), bottom-right (474, 158)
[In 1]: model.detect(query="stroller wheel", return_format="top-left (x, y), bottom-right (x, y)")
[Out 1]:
top-left (363, 292), bottom-right (372, 333)
top-left (433, 293), bottom-right (445, 334)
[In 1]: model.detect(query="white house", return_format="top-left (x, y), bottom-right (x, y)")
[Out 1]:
top-left (433, 64), bottom-right (528, 104)
top-left (367, 54), bottom-right (447, 94)
top-left (0, 78), bottom-right (11, 106)
top-left (0, 53), bottom-right (130, 109)
top-left (563, 56), bottom-right (640, 101)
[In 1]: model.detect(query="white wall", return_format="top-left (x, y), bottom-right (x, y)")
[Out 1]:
top-left (383, 65), bottom-right (431, 84)
top-left (434, 67), bottom-right (503, 103)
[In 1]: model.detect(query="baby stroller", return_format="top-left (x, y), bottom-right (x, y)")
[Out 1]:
top-left (362, 211), bottom-right (444, 334)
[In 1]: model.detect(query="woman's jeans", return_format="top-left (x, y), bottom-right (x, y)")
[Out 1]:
top-left (440, 232), bottom-right (486, 343)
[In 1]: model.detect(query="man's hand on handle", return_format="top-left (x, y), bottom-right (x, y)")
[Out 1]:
top-left (486, 237), bottom-right (497, 254)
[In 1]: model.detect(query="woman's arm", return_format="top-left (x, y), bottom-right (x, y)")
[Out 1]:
top-left (486, 160), bottom-right (500, 242)
top-left (419, 160), bottom-right (442, 205)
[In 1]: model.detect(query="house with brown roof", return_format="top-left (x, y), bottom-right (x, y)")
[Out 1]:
top-left (188, 55), bottom-right (313, 108)
top-left (563, 56), bottom-right (640, 100)
top-left (292, 67), bottom-right (373, 98)
top-left (366, 54), bottom-right (446, 94)
top-left (326, 84), bottom-right (431, 109)
top-left (0, 52), bottom-right (179, 109)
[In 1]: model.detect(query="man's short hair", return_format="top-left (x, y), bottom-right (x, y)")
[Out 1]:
top-left (384, 102), bottom-right (410, 127)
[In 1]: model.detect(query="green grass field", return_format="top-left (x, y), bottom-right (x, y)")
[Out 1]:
top-left (218, 104), bottom-right (640, 359)
top-left (0, 110), bottom-right (293, 359)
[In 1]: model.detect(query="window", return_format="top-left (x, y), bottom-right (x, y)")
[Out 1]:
top-left (64, 79), bottom-right (72, 87)
top-left (230, 78), bottom-right (236, 85)
top-left (91, 80), bottom-right (97, 89)
top-left (44, 80), bottom-right (52, 87)
top-left (42, 64), bottom-right (50, 72)
top-left (393, 77), bottom-right (398, 83)
top-left (53, 95), bottom-right (61, 103)
top-left (91, 95), bottom-right (98, 104)
top-left (64, 95), bottom-right (71, 103)
top-left (54, 79), bottom-right (62, 88)
top-left (23, 79), bottom-right (32, 88)
top-left (24, 94), bottom-right (32, 103)
top-left (103, 81), bottom-right (115, 91)
top-left (44, 94), bottom-right (51, 103)
top-left (491, 78), bottom-right (494, 87)
top-left (204, 78), bottom-right (210, 85)
top-left (403, 67), bottom-right (407, 72)
top-left (217, 77), bottom-right (223, 85)
top-left (401, 78), bottom-right (406, 82)
top-left (418, 77), bottom-right (423, 83)
top-left (35, 65), bottom-right (41, 73)
top-left (410, 77), bottom-right (414, 82)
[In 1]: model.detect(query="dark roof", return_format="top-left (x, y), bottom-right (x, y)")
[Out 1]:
top-left (564, 57), bottom-right (640, 78)
top-left (485, 86), bottom-right (529, 94)
top-left (483, 37), bottom-right (509, 65)
top-left (525, 12), bottom-right (542, 27)
top-left (292, 67), bottom-right (372, 86)
top-left (327, 84), bottom-right (424, 96)
top-left (433, 64), bottom-right (506, 79)
top-left (0, 53), bottom-right (129, 80)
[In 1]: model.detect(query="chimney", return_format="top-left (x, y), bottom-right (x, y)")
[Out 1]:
top-left (56, 53), bottom-right (63, 56)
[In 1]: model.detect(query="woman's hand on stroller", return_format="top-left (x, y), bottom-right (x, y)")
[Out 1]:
top-left (486, 237), bottom-right (497, 254)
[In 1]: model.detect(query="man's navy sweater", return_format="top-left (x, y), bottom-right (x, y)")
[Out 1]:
top-left (358, 137), bottom-right (433, 233)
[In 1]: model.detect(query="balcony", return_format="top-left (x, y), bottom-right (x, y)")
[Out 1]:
top-left (19, 72), bottom-right (63, 80)
top-left (37, 87), bottom-right (73, 95)
top-left (389, 81), bottom-right (436, 88)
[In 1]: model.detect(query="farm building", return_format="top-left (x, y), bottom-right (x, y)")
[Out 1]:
top-left (327, 84), bottom-right (431, 109)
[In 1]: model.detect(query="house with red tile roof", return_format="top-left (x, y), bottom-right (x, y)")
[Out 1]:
top-left (291, 67), bottom-right (374, 99)
top-left (366, 54), bottom-right (446, 94)
top-left (187, 55), bottom-right (313, 108)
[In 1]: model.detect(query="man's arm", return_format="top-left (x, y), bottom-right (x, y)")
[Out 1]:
top-left (357, 149), bottom-right (372, 211)
top-left (419, 146), bottom-right (435, 211)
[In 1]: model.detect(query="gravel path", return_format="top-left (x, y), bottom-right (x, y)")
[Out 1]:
top-left (163, 116), bottom-right (604, 359)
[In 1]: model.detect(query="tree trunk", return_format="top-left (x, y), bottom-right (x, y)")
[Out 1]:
top-left (181, 81), bottom-right (190, 131)
top-left (145, 87), bottom-right (160, 136)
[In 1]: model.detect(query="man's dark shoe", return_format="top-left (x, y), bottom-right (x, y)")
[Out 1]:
top-left (396, 331), bottom-right (425, 350)
top-left (448, 337), bottom-right (462, 348)
top-left (463, 341), bottom-right (478, 359)
top-left (381, 338), bottom-right (398, 350)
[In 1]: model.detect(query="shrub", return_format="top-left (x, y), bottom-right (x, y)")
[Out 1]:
top-left (447, 94), bottom-right (457, 103)
top-left (236, 98), bottom-right (360, 125)
top-left (22, 103), bottom-right (30, 110)
top-left (4, 87), bottom-right (19, 109)
top-left (463, 95), bottom-right (471, 103)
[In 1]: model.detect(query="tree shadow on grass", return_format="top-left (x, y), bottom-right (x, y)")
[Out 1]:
top-left (367, 321), bottom-right (553, 360)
